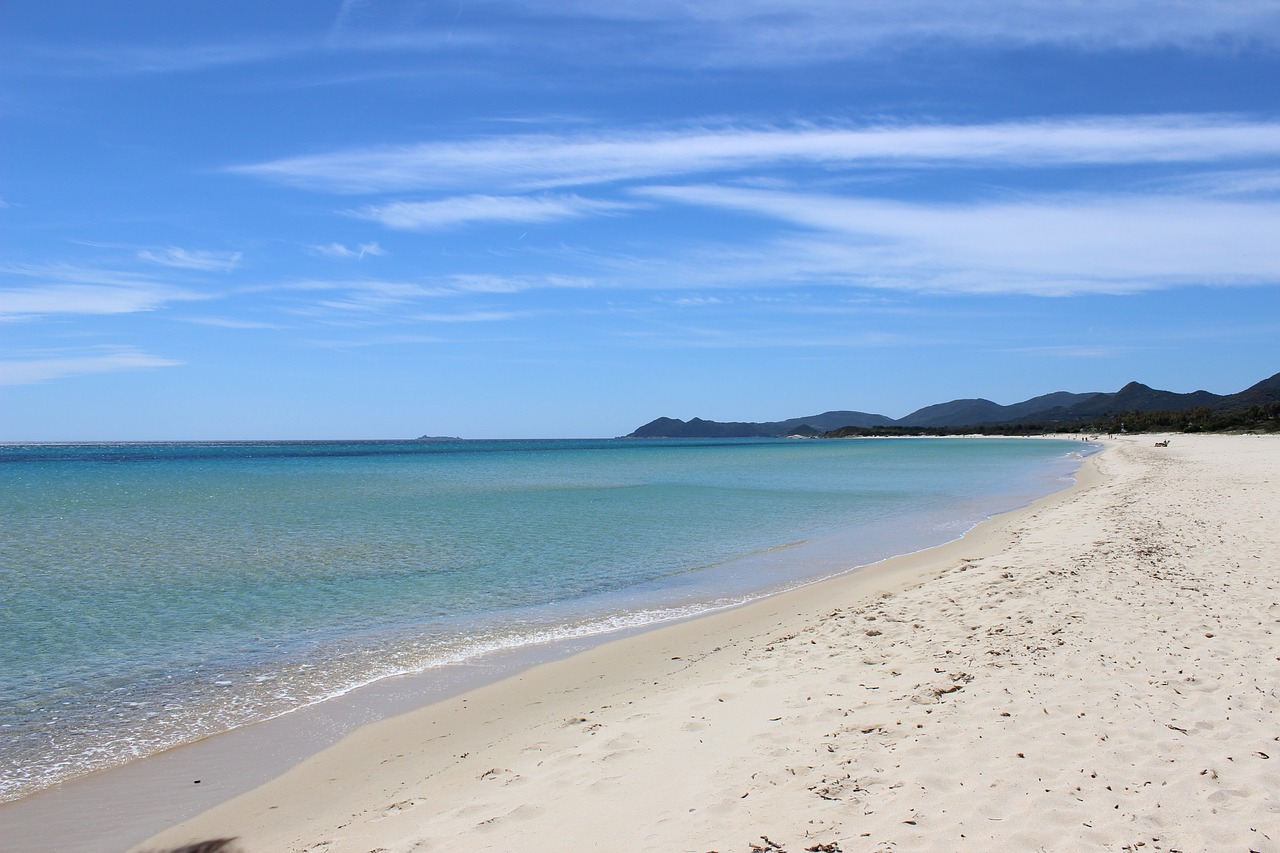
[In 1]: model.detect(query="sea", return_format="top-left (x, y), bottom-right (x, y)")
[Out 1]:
top-left (0, 436), bottom-right (1092, 802)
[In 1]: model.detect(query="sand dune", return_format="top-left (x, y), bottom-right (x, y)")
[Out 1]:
top-left (137, 434), bottom-right (1279, 852)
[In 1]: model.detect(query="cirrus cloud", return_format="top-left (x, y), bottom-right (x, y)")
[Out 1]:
top-left (0, 346), bottom-right (182, 385)
top-left (631, 184), bottom-right (1280, 295)
top-left (33, 0), bottom-right (1278, 79)
top-left (136, 247), bottom-right (242, 271)
top-left (352, 194), bottom-right (635, 229)
top-left (231, 114), bottom-right (1280, 194)
top-left (0, 265), bottom-right (209, 320)
top-left (307, 241), bottom-right (387, 260)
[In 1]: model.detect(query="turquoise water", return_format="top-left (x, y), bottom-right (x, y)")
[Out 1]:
top-left (0, 437), bottom-right (1088, 800)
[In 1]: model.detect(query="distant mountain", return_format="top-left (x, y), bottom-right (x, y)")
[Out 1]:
top-left (896, 392), bottom-right (1104, 427)
top-left (776, 411), bottom-right (897, 432)
top-left (1053, 381), bottom-right (1222, 419)
top-left (1207, 371), bottom-right (1280, 410)
top-left (624, 371), bottom-right (1280, 437)
top-left (627, 417), bottom-right (778, 438)
top-left (1001, 391), bottom-right (1107, 421)
top-left (895, 399), bottom-right (1005, 428)
top-left (628, 410), bottom-right (893, 438)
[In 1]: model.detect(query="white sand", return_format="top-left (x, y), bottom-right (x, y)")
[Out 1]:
top-left (128, 435), bottom-right (1279, 851)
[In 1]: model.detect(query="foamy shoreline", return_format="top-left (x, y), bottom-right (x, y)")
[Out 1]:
top-left (8, 434), bottom-right (1278, 852)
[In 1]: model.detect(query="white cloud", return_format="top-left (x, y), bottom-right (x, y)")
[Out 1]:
top-left (180, 316), bottom-right (286, 330)
top-left (414, 310), bottom-right (526, 323)
top-left (633, 184), bottom-right (1280, 295)
top-left (1157, 168), bottom-right (1280, 196)
top-left (0, 346), bottom-right (182, 385)
top-left (308, 241), bottom-right (387, 259)
top-left (307, 334), bottom-right (450, 350)
top-left (232, 115), bottom-right (1280, 194)
top-left (279, 274), bottom-right (593, 320)
top-left (533, 0), bottom-right (1280, 63)
top-left (306, 280), bottom-right (454, 314)
top-left (352, 194), bottom-right (634, 229)
top-left (0, 284), bottom-right (172, 318)
top-left (668, 296), bottom-right (726, 307)
top-left (19, 0), bottom-right (1279, 81)
top-left (0, 265), bottom-right (206, 319)
top-left (137, 247), bottom-right (242, 271)
top-left (442, 273), bottom-right (596, 294)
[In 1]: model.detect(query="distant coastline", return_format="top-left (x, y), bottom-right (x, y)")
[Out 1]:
top-left (626, 370), bottom-right (1280, 438)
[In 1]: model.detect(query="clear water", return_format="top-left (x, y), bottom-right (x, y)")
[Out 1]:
top-left (0, 437), bottom-right (1088, 800)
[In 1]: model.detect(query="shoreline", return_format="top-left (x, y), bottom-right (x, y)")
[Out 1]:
top-left (1, 434), bottom-right (1078, 809)
top-left (11, 433), bottom-right (1277, 851)
top-left (129, 438), bottom-right (1109, 851)
top-left (126, 433), bottom-right (1277, 852)
top-left (0, 437), bottom-right (1090, 853)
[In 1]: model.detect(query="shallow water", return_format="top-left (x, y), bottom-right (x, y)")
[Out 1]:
top-left (0, 436), bottom-right (1088, 800)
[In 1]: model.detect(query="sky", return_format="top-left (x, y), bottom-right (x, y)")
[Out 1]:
top-left (2, 1), bottom-right (1279, 440)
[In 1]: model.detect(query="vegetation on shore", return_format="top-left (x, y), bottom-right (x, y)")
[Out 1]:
top-left (823, 402), bottom-right (1280, 437)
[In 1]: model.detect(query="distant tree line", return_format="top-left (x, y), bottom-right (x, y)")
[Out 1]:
top-left (823, 401), bottom-right (1280, 438)
top-left (1083, 403), bottom-right (1280, 435)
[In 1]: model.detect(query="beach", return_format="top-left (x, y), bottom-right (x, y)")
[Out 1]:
top-left (10, 433), bottom-right (1279, 852)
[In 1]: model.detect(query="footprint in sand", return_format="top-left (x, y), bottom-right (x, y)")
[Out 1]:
top-left (381, 798), bottom-right (427, 816)
top-left (478, 767), bottom-right (524, 786)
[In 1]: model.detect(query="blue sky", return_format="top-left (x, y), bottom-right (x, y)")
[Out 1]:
top-left (3, 1), bottom-right (1279, 439)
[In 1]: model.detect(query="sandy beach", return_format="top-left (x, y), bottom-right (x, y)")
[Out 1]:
top-left (30, 434), bottom-right (1280, 851)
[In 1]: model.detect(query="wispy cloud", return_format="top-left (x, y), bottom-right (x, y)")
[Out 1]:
top-left (137, 247), bottom-right (242, 271)
top-left (667, 296), bottom-right (727, 307)
top-left (12, 9), bottom-right (476, 78)
top-left (18, 38), bottom-right (313, 76)
top-left (352, 194), bottom-right (634, 229)
top-left (276, 274), bottom-right (594, 321)
top-left (307, 241), bottom-right (387, 260)
top-left (232, 115), bottom-right (1280, 194)
top-left (180, 316), bottom-right (287, 330)
top-left (0, 265), bottom-right (207, 320)
top-left (413, 310), bottom-right (527, 323)
top-left (306, 333), bottom-right (451, 350)
top-left (538, 0), bottom-right (1280, 63)
top-left (632, 184), bottom-right (1280, 295)
top-left (1155, 168), bottom-right (1280, 196)
top-left (306, 280), bottom-right (453, 314)
top-left (440, 274), bottom-right (596, 294)
top-left (30, 0), bottom-right (1275, 79)
top-left (0, 346), bottom-right (182, 385)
